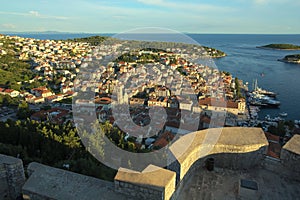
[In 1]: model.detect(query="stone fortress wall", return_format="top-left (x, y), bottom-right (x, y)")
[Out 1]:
top-left (280, 134), bottom-right (300, 176)
top-left (114, 165), bottom-right (176, 200)
top-left (168, 128), bottom-right (268, 183)
top-left (0, 154), bottom-right (25, 200)
top-left (115, 127), bottom-right (268, 199)
top-left (0, 127), bottom-right (300, 200)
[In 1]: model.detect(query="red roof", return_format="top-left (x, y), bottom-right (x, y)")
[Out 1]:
top-left (32, 86), bottom-right (47, 91)
top-left (201, 116), bottom-right (211, 124)
top-left (153, 131), bottom-right (175, 148)
top-left (265, 132), bottom-right (280, 143)
top-left (45, 95), bottom-right (58, 101)
top-left (118, 61), bottom-right (126, 65)
top-left (199, 97), bottom-right (240, 109)
top-left (153, 138), bottom-right (168, 148)
top-left (95, 97), bottom-right (112, 104)
top-left (267, 142), bottom-right (282, 159)
top-left (4, 89), bottom-right (14, 93)
top-left (41, 90), bottom-right (52, 94)
top-left (65, 91), bottom-right (75, 95)
top-left (31, 108), bottom-right (69, 123)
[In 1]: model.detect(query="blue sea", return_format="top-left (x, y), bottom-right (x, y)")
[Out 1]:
top-left (8, 33), bottom-right (300, 120)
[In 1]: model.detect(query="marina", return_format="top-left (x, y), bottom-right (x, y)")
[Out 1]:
top-left (248, 79), bottom-right (280, 108)
top-left (244, 79), bottom-right (289, 122)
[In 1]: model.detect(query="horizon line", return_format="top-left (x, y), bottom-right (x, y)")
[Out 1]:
top-left (1, 31), bottom-right (300, 35)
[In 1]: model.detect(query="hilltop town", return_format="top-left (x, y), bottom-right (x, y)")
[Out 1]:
top-left (0, 34), bottom-right (299, 182)
top-left (0, 34), bottom-right (246, 142)
top-left (1, 34), bottom-right (300, 200)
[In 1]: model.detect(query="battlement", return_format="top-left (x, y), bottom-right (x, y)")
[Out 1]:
top-left (281, 134), bottom-right (300, 176)
top-left (168, 127), bottom-right (268, 183)
top-left (0, 154), bottom-right (25, 200)
top-left (22, 162), bottom-right (127, 200)
top-left (114, 127), bottom-right (269, 199)
top-left (114, 165), bottom-right (176, 200)
top-left (1, 128), bottom-right (300, 200)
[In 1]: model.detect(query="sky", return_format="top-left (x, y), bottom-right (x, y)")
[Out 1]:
top-left (0, 0), bottom-right (299, 34)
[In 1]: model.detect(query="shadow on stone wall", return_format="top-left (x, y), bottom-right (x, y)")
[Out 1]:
top-left (170, 148), bottom-right (267, 200)
top-left (1, 128), bottom-right (300, 200)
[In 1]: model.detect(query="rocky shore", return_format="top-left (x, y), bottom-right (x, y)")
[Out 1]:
top-left (278, 54), bottom-right (300, 64)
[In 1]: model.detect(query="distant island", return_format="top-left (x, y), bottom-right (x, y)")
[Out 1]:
top-left (278, 54), bottom-right (300, 64)
top-left (258, 44), bottom-right (300, 50)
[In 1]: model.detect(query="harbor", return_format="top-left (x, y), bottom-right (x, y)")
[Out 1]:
top-left (244, 79), bottom-right (292, 123)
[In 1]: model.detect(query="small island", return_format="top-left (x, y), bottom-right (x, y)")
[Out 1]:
top-left (278, 54), bottom-right (300, 64)
top-left (258, 44), bottom-right (300, 50)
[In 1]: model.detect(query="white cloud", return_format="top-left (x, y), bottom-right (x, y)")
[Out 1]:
top-left (136, 0), bottom-right (234, 12)
top-left (137, 0), bottom-right (163, 6)
top-left (112, 15), bottom-right (127, 20)
top-left (252, 0), bottom-right (299, 5)
top-left (2, 23), bottom-right (16, 29)
top-left (72, 0), bottom-right (234, 33)
top-left (29, 11), bottom-right (40, 17)
top-left (0, 11), bottom-right (69, 20)
top-left (253, 0), bottom-right (276, 5)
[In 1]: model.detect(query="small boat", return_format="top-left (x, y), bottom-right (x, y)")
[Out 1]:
top-left (256, 87), bottom-right (277, 98)
top-left (279, 112), bottom-right (288, 117)
top-left (262, 99), bottom-right (281, 107)
top-left (252, 79), bottom-right (277, 98)
top-left (273, 117), bottom-right (283, 122)
top-left (249, 100), bottom-right (267, 106)
top-left (265, 114), bottom-right (271, 121)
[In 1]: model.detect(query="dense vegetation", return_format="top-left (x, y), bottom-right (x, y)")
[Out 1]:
top-left (0, 119), bottom-right (116, 180)
top-left (279, 54), bottom-right (300, 64)
top-left (260, 44), bottom-right (300, 50)
top-left (115, 52), bottom-right (161, 64)
top-left (0, 117), bottom-right (150, 179)
top-left (0, 37), bottom-right (36, 90)
top-left (0, 94), bottom-right (20, 107)
top-left (67, 35), bottom-right (109, 45)
top-left (68, 36), bottom-right (226, 58)
top-left (284, 54), bottom-right (300, 59)
top-left (234, 77), bottom-right (244, 99)
top-left (0, 54), bottom-right (35, 90)
top-left (268, 121), bottom-right (295, 137)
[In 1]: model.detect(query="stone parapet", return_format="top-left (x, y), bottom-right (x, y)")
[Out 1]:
top-left (22, 162), bottom-right (128, 200)
top-left (168, 127), bottom-right (268, 184)
top-left (281, 135), bottom-right (300, 179)
top-left (114, 165), bottom-right (176, 200)
top-left (0, 154), bottom-right (26, 200)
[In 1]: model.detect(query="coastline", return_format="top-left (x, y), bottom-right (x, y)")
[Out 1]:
top-left (2, 33), bottom-right (300, 120)
top-left (278, 59), bottom-right (300, 64)
top-left (257, 46), bottom-right (300, 51)
top-left (278, 54), bottom-right (300, 64)
top-left (211, 54), bottom-right (227, 58)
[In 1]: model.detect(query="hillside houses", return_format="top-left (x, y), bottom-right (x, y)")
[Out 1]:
top-left (1, 34), bottom-right (246, 130)
top-left (0, 88), bottom-right (20, 97)
top-left (199, 97), bottom-right (246, 116)
top-left (31, 87), bottom-right (54, 98)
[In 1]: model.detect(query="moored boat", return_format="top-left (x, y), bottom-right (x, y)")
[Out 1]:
top-left (256, 87), bottom-right (277, 97)
top-left (262, 99), bottom-right (281, 107)
top-left (252, 79), bottom-right (277, 98)
top-left (279, 112), bottom-right (288, 117)
top-left (249, 99), bottom-right (267, 106)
